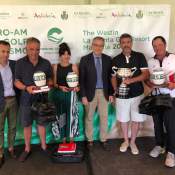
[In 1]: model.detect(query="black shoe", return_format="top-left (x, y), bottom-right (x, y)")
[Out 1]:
top-left (41, 147), bottom-right (50, 156)
top-left (87, 141), bottom-right (93, 150)
top-left (101, 142), bottom-right (110, 151)
top-left (8, 149), bottom-right (17, 159)
top-left (0, 155), bottom-right (5, 168)
top-left (18, 151), bottom-right (31, 162)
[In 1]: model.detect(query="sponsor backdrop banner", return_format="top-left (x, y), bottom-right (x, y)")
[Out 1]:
top-left (0, 5), bottom-right (170, 145)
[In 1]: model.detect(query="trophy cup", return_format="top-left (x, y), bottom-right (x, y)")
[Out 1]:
top-left (33, 71), bottom-right (50, 93)
top-left (66, 72), bottom-right (79, 89)
top-left (112, 66), bottom-right (137, 98)
top-left (151, 68), bottom-right (166, 86)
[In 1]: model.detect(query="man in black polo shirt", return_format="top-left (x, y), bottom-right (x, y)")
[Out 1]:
top-left (111, 33), bottom-right (149, 155)
top-left (15, 37), bottom-right (53, 162)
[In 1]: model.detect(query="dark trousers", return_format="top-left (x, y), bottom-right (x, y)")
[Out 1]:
top-left (163, 98), bottom-right (175, 154)
top-left (153, 98), bottom-right (175, 154)
top-left (152, 108), bottom-right (166, 147)
top-left (0, 97), bottom-right (17, 155)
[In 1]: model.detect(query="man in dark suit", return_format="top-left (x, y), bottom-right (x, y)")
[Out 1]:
top-left (0, 74), bottom-right (5, 114)
top-left (0, 40), bottom-right (19, 168)
top-left (0, 58), bottom-right (19, 113)
top-left (9, 60), bottom-right (21, 105)
top-left (79, 36), bottom-right (113, 150)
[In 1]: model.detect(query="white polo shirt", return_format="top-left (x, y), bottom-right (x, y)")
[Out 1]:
top-left (148, 53), bottom-right (175, 97)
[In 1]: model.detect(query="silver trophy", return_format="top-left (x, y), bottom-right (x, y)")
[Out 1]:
top-left (112, 67), bottom-right (137, 98)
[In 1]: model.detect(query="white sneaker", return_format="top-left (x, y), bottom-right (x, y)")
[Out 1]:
top-left (120, 141), bottom-right (129, 152)
top-left (130, 143), bottom-right (139, 155)
top-left (165, 152), bottom-right (175, 168)
top-left (149, 146), bottom-right (165, 158)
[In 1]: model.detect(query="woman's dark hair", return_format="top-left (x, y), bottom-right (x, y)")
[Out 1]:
top-left (59, 42), bottom-right (71, 56)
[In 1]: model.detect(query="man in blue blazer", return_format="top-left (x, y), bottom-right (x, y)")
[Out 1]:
top-left (0, 40), bottom-right (19, 168)
top-left (0, 58), bottom-right (20, 113)
top-left (0, 74), bottom-right (4, 114)
top-left (79, 36), bottom-right (113, 150)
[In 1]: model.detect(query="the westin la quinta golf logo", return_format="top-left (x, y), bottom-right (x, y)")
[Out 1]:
top-left (47, 27), bottom-right (63, 44)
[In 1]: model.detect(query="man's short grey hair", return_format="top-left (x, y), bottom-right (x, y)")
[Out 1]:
top-left (26, 37), bottom-right (40, 45)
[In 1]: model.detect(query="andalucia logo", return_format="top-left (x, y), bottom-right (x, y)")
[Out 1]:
top-left (47, 27), bottom-right (63, 44)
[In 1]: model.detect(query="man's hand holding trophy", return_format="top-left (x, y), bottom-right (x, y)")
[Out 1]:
top-left (32, 71), bottom-right (50, 94)
top-left (66, 72), bottom-right (79, 92)
top-left (112, 66), bottom-right (137, 98)
top-left (150, 68), bottom-right (175, 90)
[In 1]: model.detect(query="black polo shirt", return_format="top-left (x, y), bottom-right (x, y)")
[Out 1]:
top-left (15, 56), bottom-right (52, 105)
top-left (112, 50), bottom-right (148, 98)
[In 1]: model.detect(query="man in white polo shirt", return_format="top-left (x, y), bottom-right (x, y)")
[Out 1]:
top-left (147, 36), bottom-right (175, 168)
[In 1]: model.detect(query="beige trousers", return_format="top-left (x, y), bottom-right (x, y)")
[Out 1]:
top-left (85, 89), bottom-right (108, 142)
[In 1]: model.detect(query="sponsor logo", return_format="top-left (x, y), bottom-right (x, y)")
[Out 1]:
top-left (73, 11), bottom-right (92, 18)
top-left (47, 27), bottom-right (63, 44)
top-left (61, 11), bottom-right (68, 20)
top-left (136, 10), bottom-right (143, 19)
top-left (112, 11), bottom-right (132, 17)
top-left (135, 10), bottom-right (165, 18)
top-left (112, 9), bottom-right (164, 18)
top-left (0, 12), bottom-right (11, 19)
top-left (96, 12), bottom-right (106, 19)
top-left (147, 10), bottom-right (164, 17)
top-left (17, 12), bottom-right (28, 19)
top-left (34, 12), bottom-right (56, 19)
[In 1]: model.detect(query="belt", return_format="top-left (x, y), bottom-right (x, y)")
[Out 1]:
top-left (4, 96), bottom-right (15, 100)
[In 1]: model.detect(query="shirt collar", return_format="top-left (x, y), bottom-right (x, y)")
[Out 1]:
top-left (121, 51), bottom-right (133, 63)
top-left (93, 53), bottom-right (102, 59)
top-left (121, 50), bottom-right (134, 57)
top-left (0, 61), bottom-right (9, 69)
top-left (153, 51), bottom-right (170, 60)
top-left (24, 55), bottom-right (42, 65)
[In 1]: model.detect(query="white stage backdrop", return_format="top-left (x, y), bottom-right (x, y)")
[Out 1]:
top-left (0, 5), bottom-right (171, 137)
top-left (0, 5), bottom-right (170, 63)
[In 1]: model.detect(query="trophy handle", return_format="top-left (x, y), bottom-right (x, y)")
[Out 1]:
top-left (131, 67), bottom-right (137, 76)
top-left (112, 66), bottom-right (118, 76)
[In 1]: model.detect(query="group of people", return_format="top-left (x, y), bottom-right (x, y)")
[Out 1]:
top-left (0, 33), bottom-right (175, 169)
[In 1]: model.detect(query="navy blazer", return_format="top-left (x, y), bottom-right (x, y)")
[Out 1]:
top-left (79, 52), bottom-right (113, 102)
top-left (0, 73), bottom-right (4, 112)
top-left (9, 60), bottom-right (21, 104)
top-left (0, 60), bottom-right (20, 112)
